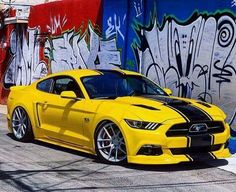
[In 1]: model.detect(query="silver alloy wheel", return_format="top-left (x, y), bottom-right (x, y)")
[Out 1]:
top-left (12, 107), bottom-right (29, 140)
top-left (96, 122), bottom-right (127, 163)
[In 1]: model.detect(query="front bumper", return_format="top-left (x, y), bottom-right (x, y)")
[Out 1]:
top-left (120, 117), bottom-right (231, 164)
top-left (128, 147), bottom-right (230, 165)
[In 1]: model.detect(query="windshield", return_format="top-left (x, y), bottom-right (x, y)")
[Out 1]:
top-left (81, 71), bottom-right (168, 99)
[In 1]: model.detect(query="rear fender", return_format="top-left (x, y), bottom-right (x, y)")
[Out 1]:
top-left (10, 85), bottom-right (27, 92)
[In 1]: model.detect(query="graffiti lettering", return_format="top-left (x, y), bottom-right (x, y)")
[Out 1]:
top-left (231, 0), bottom-right (236, 7)
top-left (46, 14), bottom-right (67, 34)
top-left (3, 26), bottom-right (47, 88)
top-left (134, 0), bottom-right (143, 18)
top-left (105, 14), bottom-right (126, 41)
top-left (45, 23), bottom-right (121, 73)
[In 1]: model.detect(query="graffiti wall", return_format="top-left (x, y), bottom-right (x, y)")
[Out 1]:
top-left (102, 0), bottom-right (236, 128)
top-left (4, 25), bottom-right (47, 88)
top-left (0, 0), bottom-right (122, 102)
top-left (136, 12), bottom-right (236, 127)
top-left (1, 0), bottom-right (236, 128)
top-left (44, 24), bottom-right (121, 73)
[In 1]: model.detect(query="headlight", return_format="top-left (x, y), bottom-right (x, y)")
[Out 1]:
top-left (124, 119), bottom-right (160, 130)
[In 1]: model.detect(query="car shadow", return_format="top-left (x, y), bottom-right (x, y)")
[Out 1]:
top-left (6, 133), bottom-right (229, 172)
top-left (34, 138), bottom-right (229, 172)
top-left (124, 159), bottom-right (229, 172)
top-left (6, 133), bottom-right (96, 160)
top-left (33, 140), bottom-right (97, 160)
top-left (7, 133), bottom-right (23, 142)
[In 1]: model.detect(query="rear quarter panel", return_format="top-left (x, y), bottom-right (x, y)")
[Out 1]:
top-left (7, 85), bottom-right (39, 136)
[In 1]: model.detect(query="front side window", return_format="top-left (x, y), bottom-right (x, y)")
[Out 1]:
top-left (37, 78), bottom-right (53, 93)
top-left (81, 72), bottom-right (167, 99)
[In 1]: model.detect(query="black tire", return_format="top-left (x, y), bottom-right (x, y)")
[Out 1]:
top-left (95, 121), bottom-right (127, 165)
top-left (11, 106), bottom-right (34, 142)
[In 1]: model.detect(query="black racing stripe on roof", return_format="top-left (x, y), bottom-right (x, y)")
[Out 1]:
top-left (97, 69), bottom-right (125, 75)
top-left (91, 69), bottom-right (104, 75)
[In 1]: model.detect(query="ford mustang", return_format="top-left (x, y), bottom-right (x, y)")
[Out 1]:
top-left (7, 69), bottom-right (230, 164)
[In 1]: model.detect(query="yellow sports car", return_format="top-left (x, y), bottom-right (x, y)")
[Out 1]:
top-left (7, 69), bottom-right (230, 164)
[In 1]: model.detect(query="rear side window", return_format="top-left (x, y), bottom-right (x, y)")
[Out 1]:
top-left (37, 78), bottom-right (53, 93)
top-left (53, 78), bottom-right (72, 95)
top-left (52, 77), bottom-right (84, 98)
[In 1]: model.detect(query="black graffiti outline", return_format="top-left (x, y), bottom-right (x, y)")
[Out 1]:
top-left (133, 11), bottom-right (236, 126)
top-left (217, 19), bottom-right (234, 47)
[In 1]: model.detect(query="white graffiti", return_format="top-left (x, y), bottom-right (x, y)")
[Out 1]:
top-left (136, 14), bottom-right (236, 127)
top-left (45, 23), bottom-right (121, 73)
top-left (231, 0), bottom-right (236, 7)
top-left (134, 0), bottom-right (143, 17)
top-left (3, 26), bottom-right (47, 88)
top-left (105, 14), bottom-right (126, 41)
top-left (46, 14), bottom-right (67, 34)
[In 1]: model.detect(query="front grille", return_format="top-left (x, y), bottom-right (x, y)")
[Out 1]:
top-left (166, 121), bottom-right (225, 137)
top-left (170, 144), bottom-right (222, 155)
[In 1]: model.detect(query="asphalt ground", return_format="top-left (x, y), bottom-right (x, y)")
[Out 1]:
top-left (0, 112), bottom-right (236, 192)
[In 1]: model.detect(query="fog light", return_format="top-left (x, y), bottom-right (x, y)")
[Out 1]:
top-left (137, 145), bottom-right (163, 156)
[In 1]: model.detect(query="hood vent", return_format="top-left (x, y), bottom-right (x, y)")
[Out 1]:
top-left (133, 104), bottom-right (159, 110)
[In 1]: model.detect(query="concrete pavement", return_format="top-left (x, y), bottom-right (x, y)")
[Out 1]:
top-left (0, 104), bottom-right (7, 115)
top-left (0, 113), bottom-right (235, 192)
top-left (1, 104), bottom-right (236, 175)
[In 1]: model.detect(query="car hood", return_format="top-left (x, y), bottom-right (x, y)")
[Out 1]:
top-left (112, 95), bottom-right (225, 123)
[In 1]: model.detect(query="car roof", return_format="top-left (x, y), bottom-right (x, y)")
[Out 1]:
top-left (41, 68), bottom-right (142, 79)
top-left (47, 69), bottom-right (101, 78)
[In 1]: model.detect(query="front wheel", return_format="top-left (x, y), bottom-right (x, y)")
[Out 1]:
top-left (95, 122), bottom-right (127, 164)
top-left (11, 107), bottom-right (34, 142)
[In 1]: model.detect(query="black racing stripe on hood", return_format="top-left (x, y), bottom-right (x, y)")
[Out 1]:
top-left (168, 103), bottom-right (212, 122)
top-left (143, 95), bottom-right (212, 122)
top-left (187, 152), bottom-right (216, 161)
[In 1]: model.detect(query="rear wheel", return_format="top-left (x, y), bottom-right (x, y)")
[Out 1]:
top-left (11, 107), bottom-right (34, 142)
top-left (95, 121), bottom-right (127, 164)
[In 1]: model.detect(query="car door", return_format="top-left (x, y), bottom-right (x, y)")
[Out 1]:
top-left (36, 77), bottom-right (61, 140)
top-left (36, 76), bottom-right (87, 147)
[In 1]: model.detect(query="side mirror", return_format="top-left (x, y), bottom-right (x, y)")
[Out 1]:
top-left (163, 88), bottom-right (172, 96)
top-left (60, 91), bottom-right (78, 100)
